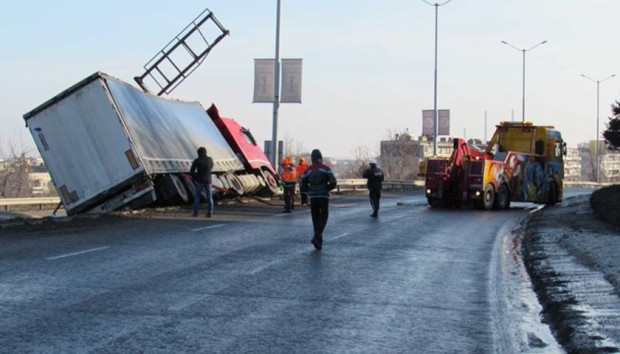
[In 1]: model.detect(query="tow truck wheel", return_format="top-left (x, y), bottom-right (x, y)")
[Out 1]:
top-left (495, 183), bottom-right (510, 210)
top-left (483, 184), bottom-right (495, 210)
top-left (427, 197), bottom-right (442, 208)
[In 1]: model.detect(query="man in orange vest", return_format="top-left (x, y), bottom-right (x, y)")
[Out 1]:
top-left (296, 156), bottom-right (309, 206)
top-left (280, 157), bottom-right (297, 213)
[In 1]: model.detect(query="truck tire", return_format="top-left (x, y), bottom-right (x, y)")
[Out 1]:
top-left (260, 169), bottom-right (280, 196)
top-left (226, 174), bottom-right (244, 196)
top-left (179, 174), bottom-right (196, 204)
top-left (494, 183), bottom-right (510, 210)
top-left (170, 175), bottom-right (189, 204)
top-left (483, 184), bottom-right (495, 210)
top-left (427, 197), bottom-right (442, 208)
top-left (546, 182), bottom-right (558, 206)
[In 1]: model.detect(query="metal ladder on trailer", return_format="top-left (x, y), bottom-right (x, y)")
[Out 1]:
top-left (134, 8), bottom-right (229, 96)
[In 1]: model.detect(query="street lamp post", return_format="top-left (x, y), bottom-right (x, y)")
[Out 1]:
top-left (581, 73), bottom-right (616, 183)
top-left (271, 0), bottom-right (282, 170)
top-left (422, 0), bottom-right (452, 156)
top-left (501, 40), bottom-right (547, 122)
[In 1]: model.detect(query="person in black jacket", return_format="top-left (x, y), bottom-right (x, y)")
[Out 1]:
top-left (190, 147), bottom-right (214, 217)
top-left (362, 160), bottom-right (384, 217)
top-left (300, 149), bottom-right (337, 250)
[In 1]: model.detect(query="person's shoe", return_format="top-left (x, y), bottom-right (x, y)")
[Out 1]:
top-left (311, 237), bottom-right (322, 250)
top-left (206, 213), bottom-right (211, 218)
top-left (191, 213), bottom-right (198, 217)
top-left (370, 213), bottom-right (378, 218)
top-left (282, 209), bottom-right (291, 213)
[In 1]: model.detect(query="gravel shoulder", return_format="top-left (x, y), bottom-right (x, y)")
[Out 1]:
top-left (523, 187), bottom-right (620, 353)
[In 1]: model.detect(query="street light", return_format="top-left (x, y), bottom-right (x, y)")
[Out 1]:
top-left (581, 73), bottom-right (616, 183)
top-left (422, 0), bottom-right (453, 157)
top-left (501, 40), bottom-right (547, 122)
top-left (271, 0), bottom-right (282, 170)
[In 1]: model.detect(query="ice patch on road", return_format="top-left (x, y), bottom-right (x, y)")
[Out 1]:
top-left (489, 216), bottom-right (563, 353)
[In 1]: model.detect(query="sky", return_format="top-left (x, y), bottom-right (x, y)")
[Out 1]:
top-left (1, 0), bottom-right (619, 159)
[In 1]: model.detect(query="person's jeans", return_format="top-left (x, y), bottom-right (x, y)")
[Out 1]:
top-left (193, 182), bottom-right (213, 215)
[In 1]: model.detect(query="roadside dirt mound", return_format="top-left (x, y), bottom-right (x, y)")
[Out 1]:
top-left (591, 184), bottom-right (620, 229)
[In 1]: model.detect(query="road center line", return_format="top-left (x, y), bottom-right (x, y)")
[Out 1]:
top-left (46, 246), bottom-right (110, 260)
top-left (191, 224), bottom-right (225, 232)
top-left (332, 232), bottom-right (350, 240)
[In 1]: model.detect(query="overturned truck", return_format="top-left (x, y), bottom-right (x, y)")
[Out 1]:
top-left (23, 72), bottom-right (279, 215)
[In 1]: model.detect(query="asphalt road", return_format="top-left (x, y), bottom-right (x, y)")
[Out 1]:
top-left (0, 190), bottom-right (563, 353)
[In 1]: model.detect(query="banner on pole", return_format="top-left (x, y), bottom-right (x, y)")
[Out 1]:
top-left (422, 109), bottom-right (450, 136)
top-left (253, 59), bottom-right (275, 103)
top-left (438, 109), bottom-right (450, 136)
top-left (280, 59), bottom-right (302, 103)
top-left (422, 110), bottom-right (434, 136)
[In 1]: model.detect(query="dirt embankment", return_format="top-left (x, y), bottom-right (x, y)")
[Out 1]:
top-left (591, 184), bottom-right (620, 229)
top-left (523, 185), bottom-right (620, 353)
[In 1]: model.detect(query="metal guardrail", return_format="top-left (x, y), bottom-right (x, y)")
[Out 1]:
top-left (0, 197), bottom-right (61, 211)
top-left (335, 179), bottom-right (424, 193)
top-left (0, 181), bottom-right (609, 210)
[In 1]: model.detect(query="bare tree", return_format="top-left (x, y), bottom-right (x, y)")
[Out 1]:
top-left (282, 134), bottom-right (308, 160)
top-left (0, 142), bottom-right (32, 198)
top-left (335, 145), bottom-right (376, 178)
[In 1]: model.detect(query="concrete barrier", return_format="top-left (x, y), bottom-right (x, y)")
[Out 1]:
top-left (0, 197), bottom-right (61, 211)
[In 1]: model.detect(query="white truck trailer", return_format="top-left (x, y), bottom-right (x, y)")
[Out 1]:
top-left (23, 72), bottom-right (278, 215)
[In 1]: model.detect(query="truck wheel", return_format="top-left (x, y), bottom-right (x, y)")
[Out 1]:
top-left (546, 182), bottom-right (558, 206)
top-left (427, 197), bottom-right (442, 208)
top-left (494, 183), bottom-right (510, 210)
top-left (261, 169), bottom-right (280, 195)
top-left (226, 174), bottom-right (244, 196)
top-left (179, 174), bottom-right (196, 204)
top-left (170, 175), bottom-right (189, 204)
top-left (483, 184), bottom-right (495, 210)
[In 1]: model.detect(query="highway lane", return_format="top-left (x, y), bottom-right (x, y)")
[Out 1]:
top-left (0, 191), bottom-right (562, 353)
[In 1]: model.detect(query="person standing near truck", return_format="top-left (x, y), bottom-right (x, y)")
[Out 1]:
top-left (300, 149), bottom-right (337, 250)
top-left (362, 159), bottom-right (384, 217)
top-left (190, 146), bottom-right (214, 217)
top-left (280, 157), bottom-right (297, 213)
top-left (296, 156), bottom-right (309, 206)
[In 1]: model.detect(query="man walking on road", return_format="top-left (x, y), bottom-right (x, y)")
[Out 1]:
top-left (300, 149), bottom-right (337, 250)
top-left (190, 146), bottom-right (214, 217)
top-left (362, 159), bottom-right (384, 217)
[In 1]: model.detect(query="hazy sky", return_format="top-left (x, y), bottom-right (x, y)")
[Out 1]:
top-left (1, 1), bottom-right (619, 158)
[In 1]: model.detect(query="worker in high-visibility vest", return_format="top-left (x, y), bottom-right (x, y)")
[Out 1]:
top-left (280, 157), bottom-right (297, 213)
top-left (296, 156), bottom-right (309, 206)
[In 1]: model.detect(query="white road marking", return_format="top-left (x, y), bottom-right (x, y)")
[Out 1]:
top-left (46, 246), bottom-right (110, 260)
top-left (191, 224), bottom-right (225, 232)
top-left (332, 232), bottom-right (350, 240)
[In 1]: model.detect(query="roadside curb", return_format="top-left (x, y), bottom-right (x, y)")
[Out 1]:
top-left (523, 194), bottom-right (620, 353)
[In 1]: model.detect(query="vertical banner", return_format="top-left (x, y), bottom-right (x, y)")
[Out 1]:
top-left (422, 109), bottom-right (450, 136)
top-left (253, 59), bottom-right (275, 103)
top-left (422, 110), bottom-right (434, 136)
top-left (438, 109), bottom-right (450, 135)
top-left (280, 59), bottom-right (303, 103)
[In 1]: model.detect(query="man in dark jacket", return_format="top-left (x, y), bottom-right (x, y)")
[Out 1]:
top-left (362, 160), bottom-right (384, 217)
top-left (300, 149), bottom-right (337, 250)
top-left (190, 146), bottom-right (214, 217)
